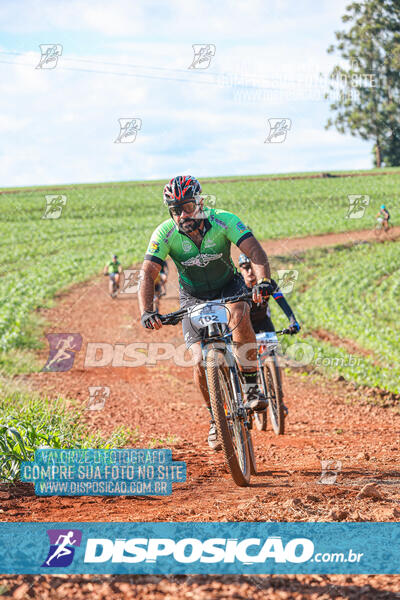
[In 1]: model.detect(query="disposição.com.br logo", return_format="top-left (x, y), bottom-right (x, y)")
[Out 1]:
top-left (41, 529), bottom-right (82, 567)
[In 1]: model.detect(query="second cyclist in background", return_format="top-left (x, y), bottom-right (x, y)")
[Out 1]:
top-left (104, 254), bottom-right (122, 298)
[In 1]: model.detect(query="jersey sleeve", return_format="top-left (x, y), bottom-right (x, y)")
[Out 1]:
top-left (223, 211), bottom-right (254, 246)
top-left (144, 223), bottom-right (170, 265)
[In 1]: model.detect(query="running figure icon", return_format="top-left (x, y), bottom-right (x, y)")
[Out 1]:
top-left (41, 528), bottom-right (82, 568)
top-left (42, 333), bottom-right (82, 372)
top-left (46, 531), bottom-right (77, 566)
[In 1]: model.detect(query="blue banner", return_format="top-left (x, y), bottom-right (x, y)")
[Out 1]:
top-left (20, 449), bottom-right (186, 496)
top-left (0, 522), bottom-right (399, 574)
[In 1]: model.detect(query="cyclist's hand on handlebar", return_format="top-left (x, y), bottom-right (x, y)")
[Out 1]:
top-left (287, 317), bottom-right (300, 335)
top-left (141, 310), bottom-right (162, 330)
top-left (252, 278), bottom-right (276, 304)
top-left (161, 314), bottom-right (181, 326)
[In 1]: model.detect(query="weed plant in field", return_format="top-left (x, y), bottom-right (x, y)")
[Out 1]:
top-left (0, 379), bottom-right (134, 482)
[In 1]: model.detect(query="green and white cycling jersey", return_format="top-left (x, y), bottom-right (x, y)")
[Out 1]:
top-left (107, 260), bottom-right (120, 274)
top-left (144, 208), bottom-right (253, 297)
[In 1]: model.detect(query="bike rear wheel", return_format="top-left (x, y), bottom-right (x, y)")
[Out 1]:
top-left (206, 347), bottom-right (251, 486)
top-left (264, 356), bottom-right (285, 435)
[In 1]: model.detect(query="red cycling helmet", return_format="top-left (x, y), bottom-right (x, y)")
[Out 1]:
top-left (163, 175), bottom-right (202, 206)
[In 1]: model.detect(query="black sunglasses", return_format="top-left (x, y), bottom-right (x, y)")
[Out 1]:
top-left (169, 201), bottom-right (197, 216)
top-left (240, 263), bottom-right (252, 270)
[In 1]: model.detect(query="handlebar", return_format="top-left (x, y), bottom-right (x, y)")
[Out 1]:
top-left (159, 293), bottom-right (297, 336)
top-left (159, 292), bottom-right (252, 326)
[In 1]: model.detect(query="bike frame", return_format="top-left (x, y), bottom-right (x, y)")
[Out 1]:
top-left (160, 292), bottom-right (282, 430)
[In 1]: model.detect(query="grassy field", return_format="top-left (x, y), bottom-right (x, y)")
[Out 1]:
top-left (1, 170), bottom-right (398, 479)
top-left (270, 239), bottom-right (400, 394)
top-left (1, 170), bottom-right (398, 361)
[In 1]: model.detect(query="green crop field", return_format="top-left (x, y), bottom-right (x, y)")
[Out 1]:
top-left (1, 170), bottom-right (398, 479)
top-left (1, 170), bottom-right (398, 378)
top-left (270, 239), bottom-right (400, 395)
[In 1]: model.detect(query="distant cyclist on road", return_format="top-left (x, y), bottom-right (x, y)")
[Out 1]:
top-left (104, 254), bottom-right (122, 297)
top-left (139, 175), bottom-right (276, 449)
top-left (376, 205), bottom-right (391, 231)
top-left (154, 260), bottom-right (169, 312)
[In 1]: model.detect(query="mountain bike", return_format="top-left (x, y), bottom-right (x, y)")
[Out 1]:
top-left (104, 273), bottom-right (119, 298)
top-left (252, 330), bottom-right (290, 434)
top-left (374, 216), bottom-right (392, 238)
top-left (160, 294), bottom-right (256, 487)
top-left (111, 279), bottom-right (119, 298)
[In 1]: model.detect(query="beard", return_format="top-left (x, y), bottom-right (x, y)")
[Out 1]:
top-left (178, 217), bottom-right (201, 233)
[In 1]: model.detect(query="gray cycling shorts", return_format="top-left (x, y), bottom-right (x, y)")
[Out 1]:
top-left (179, 274), bottom-right (250, 349)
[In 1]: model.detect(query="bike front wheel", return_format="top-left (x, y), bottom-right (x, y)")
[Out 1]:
top-left (254, 371), bottom-right (267, 431)
top-left (206, 347), bottom-right (251, 486)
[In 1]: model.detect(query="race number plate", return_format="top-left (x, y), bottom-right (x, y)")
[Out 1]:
top-left (190, 302), bottom-right (228, 329)
top-left (256, 331), bottom-right (279, 350)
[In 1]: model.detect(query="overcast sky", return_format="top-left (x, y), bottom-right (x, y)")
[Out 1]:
top-left (0, 0), bottom-right (373, 187)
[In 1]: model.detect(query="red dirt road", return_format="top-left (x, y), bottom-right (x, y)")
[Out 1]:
top-left (2, 230), bottom-right (400, 598)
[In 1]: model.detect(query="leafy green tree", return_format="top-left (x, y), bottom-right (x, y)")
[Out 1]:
top-left (372, 130), bottom-right (400, 167)
top-left (326, 0), bottom-right (400, 167)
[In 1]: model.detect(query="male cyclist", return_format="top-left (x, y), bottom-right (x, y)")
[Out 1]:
top-left (238, 253), bottom-right (300, 336)
top-left (103, 254), bottom-right (122, 297)
top-left (376, 205), bottom-right (390, 231)
top-left (153, 260), bottom-right (169, 312)
top-left (139, 175), bottom-right (275, 450)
